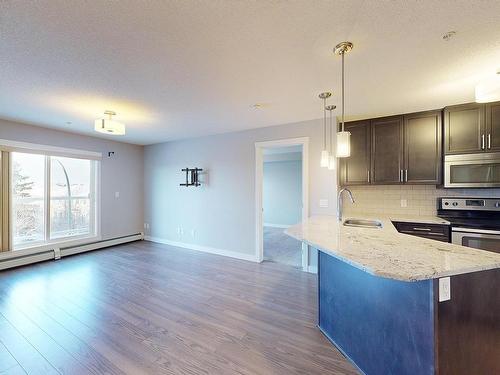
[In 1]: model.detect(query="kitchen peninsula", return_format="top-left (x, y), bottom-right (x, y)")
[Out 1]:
top-left (286, 216), bottom-right (500, 375)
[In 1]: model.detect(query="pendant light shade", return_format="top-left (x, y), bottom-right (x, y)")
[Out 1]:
top-left (94, 111), bottom-right (126, 135)
top-left (336, 131), bottom-right (351, 158)
top-left (475, 71), bottom-right (500, 103)
top-left (321, 150), bottom-right (330, 167)
top-left (334, 42), bottom-right (353, 158)
top-left (325, 104), bottom-right (337, 170)
top-left (319, 92), bottom-right (332, 168)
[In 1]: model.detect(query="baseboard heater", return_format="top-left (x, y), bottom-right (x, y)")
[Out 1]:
top-left (0, 233), bottom-right (144, 271)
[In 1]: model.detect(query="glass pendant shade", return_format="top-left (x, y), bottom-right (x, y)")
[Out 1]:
top-left (475, 73), bottom-right (500, 103)
top-left (328, 154), bottom-right (336, 170)
top-left (320, 150), bottom-right (330, 167)
top-left (336, 131), bottom-right (351, 157)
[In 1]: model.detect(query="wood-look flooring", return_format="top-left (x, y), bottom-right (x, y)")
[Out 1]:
top-left (0, 240), bottom-right (357, 375)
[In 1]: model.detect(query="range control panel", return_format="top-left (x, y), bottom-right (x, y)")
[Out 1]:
top-left (440, 198), bottom-right (500, 211)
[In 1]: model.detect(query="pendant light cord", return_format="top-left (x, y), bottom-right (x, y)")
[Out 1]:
top-left (323, 97), bottom-right (327, 150)
top-left (341, 52), bottom-right (345, 132)
top-left (329, 107), bottom-right (333, 153)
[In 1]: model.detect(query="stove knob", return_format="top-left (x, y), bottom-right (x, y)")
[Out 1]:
top-left (495, 202), bottom-right (500, 208)
top-left (444, 202), bottom-right (449, 206)
top-left (452, 202), bottom-right (458, 206)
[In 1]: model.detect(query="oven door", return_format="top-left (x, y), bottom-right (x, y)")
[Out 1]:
top-left (452, 227), bottom-right (500, 253)
top-left (444, 153), bottom-right (500, 188)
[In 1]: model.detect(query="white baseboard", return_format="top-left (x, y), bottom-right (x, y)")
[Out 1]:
top-left (306, 265), bottom-right (318, 274)
top-left (145, 236), bottom-right (259, 262)
top-left (263, 223), bottom-right (291, 229)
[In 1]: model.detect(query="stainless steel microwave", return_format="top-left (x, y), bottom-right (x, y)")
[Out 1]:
top-left (444, 152), bottom-right (500, 188)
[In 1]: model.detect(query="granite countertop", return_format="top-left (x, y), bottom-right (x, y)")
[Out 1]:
top-left (285, 215), bottom-right (500, 282)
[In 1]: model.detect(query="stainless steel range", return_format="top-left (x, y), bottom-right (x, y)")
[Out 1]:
top-left (438, 197), bottom-right (500, 253)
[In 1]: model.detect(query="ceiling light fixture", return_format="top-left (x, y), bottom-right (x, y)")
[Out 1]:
top-left (334, 41), bottom-right (353, 158)
top-left (319, 92), bottom-right (332, 168)
top-left (326, 104), bottom-right (337, 170)
top-left (475, 70), bottom-right (500, 103)
top-left (94, 110), bottom-right (126, 135)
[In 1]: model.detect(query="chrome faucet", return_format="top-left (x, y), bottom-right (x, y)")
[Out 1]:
top-left (337, 187), bottom-right (355, 221)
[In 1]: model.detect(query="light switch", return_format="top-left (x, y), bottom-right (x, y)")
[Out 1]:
top-left (400, 199), bottom-right (407, 208)
top-left (319, 199), bottom-right (329, 208)
top-left (439, 277), bottom-right (451, 302)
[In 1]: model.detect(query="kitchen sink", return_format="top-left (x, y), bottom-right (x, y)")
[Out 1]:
top-left (343, 219), bottom-right (383, 229)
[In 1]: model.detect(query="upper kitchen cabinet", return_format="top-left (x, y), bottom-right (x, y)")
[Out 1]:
top-left (403, 110), bottom-right (442, 184)
top-left (339, 120), bottom-right (371, 186)
top-left (444, 103), bottom-right (485, 154)
top-left (371, 116), bottom-right (404, 184)
top-left (486, 101), bottom-right (500, 152)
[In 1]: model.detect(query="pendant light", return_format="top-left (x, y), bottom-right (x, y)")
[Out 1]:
top-left (94, 110), bottom-right (126, 135)
top-left (325, 104), bottom-right (337, 170)
top-left (319, 92), bottom-right (332, 167)
top-left (335, 42), bottom-right (353, 158)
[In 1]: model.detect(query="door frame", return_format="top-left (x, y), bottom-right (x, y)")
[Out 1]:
top-left (255, 137), bottom-right (309, 270)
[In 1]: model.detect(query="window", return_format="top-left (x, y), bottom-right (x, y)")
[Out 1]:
top-left (10, 152), bottom-right (99, 250)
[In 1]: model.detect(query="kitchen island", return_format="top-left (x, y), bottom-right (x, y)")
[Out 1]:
top-left (286, 216), bottom-right (500, 375)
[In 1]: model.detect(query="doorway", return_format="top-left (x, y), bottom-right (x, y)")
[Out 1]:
top-left (255, 137), bottom-right (309, 270)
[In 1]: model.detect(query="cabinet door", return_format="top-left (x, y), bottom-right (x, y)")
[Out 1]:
top-left (339, 120), bottom-right (371, 186)
top-left (444, 103), bottom-right (485, 154)
top-left (486, 101), bottom-right (500, 152)
top-left (371, 116), bottom-right (404, 184)
top-left (404, 110), bottom-right (442, 184)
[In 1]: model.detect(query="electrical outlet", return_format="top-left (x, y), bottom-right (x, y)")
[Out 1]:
top-left (191, 229), bottom-right (196, 238)
top-left (319, 199), bottom-right (329, 208)
top-left (400, 199), bottom-right (407, 208)
top-left (143, 223), bottom-right (149, 230)
top-left (177, 226), bottom-right (183, 238)
top-left (115, 191), bottom-right (120, 198)
top-left (439, 277), bottom-right (451, 302)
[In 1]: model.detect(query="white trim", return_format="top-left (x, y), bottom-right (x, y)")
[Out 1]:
top-left (0, 138), bottom-right (102, 160)
top-left (306, 265), bottom-right (318, 274)
top-left (145, 236), bottom-right (259, 262)
top-left (255, 137), bottom-right (309, 270)
top-left (263, 223), bottom-right (291, 229)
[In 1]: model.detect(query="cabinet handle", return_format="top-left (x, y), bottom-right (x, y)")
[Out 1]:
top-left (367, 170), bottom-right (370, 183)
top-left (481, 134), bottom-right (485, 150)
top-left (412, 227), bottom-right (431, 231)
top-left (405, 169), bottom-right (408, 182)
top-left (399, 169), bottom-right (403, 182)
top-left (488, 134), bottom-right (491, 149)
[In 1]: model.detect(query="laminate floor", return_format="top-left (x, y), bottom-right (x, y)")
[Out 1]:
top-left (0, 241), bottom-right (358, 375)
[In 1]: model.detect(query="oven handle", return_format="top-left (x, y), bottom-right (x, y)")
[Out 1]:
top-left (452, 227), bottom-right (500, 235)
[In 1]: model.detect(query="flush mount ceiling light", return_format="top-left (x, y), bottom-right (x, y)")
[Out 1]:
top-left (319, 92), bottom-right (332, 168)
top-left (475, 70), bottom-right (500, 103)
top-left (94, 110), bottom-right (126, 135)
top-left (334, 41), bottom-right (353, 158)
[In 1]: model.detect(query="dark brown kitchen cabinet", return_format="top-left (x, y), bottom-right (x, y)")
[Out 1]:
top-left (339, 120), bottom-right (371, 185)
top-left (486, 101), bottom-right (500, 151)
top-left (444, 103), bottom-right (485, 154)
top-left (403, 110), bottom-right (442, 184)
top-left (371, 116), bottom-right (404, 184)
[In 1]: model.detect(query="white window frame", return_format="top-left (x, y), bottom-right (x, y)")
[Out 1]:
top-left (0, 139), bottom-right (102, 252)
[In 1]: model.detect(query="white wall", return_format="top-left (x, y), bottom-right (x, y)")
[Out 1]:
top-left (263, 159), bottom-right (302, 226)
top-left (0, 119), bottom-right (144, 240)
top-left (144, 118), bottom-right (337, 266)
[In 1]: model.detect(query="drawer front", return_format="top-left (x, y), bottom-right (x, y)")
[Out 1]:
top-left (393, 222), bottom-right (450, 243)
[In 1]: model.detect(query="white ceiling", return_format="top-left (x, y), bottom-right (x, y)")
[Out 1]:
top-left (1, 1), bottom-right (500, 145)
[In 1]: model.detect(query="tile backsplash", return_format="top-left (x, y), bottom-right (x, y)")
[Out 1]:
top-left (342, 185), bottom-right (500, 217)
